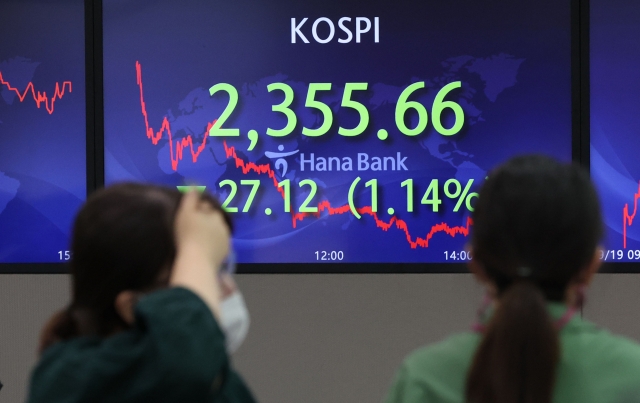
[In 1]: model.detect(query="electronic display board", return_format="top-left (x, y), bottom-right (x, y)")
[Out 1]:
top-left (103, 0), bottom-right (572, 267)
top-left (591, 0), bottom-right (640, 264)
top-left (0, 0), bottom-right (86, 264)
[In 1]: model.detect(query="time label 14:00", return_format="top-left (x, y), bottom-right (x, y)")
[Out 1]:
top-left (219, 177), bottom-right (478, 215)
top-left (207, 81), bottom-right (465, 139)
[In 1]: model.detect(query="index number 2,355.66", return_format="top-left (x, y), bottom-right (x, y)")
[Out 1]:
top-left (208, 81), bottom-right (464, 139)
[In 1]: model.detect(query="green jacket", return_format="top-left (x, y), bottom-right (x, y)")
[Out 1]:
top-left (385, 303), bottom-right (640, 403)
top-left (27, 287), bottom-right (256, 403)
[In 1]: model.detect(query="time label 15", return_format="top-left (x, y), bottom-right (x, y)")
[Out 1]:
top-left (58, 250), bottom-right (72, 261)
top-left (207, 81), bottom-right (465, 139)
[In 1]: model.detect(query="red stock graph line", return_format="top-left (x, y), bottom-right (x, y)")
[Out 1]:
top-left (0, 71), bottom-right (71, 114)
top-left (623, 181), bottom-right (640, 248)
top-left (223, 142), bottom-right (473, 248)
top-left (135, 61), bottom-right (472, 249)
top-left (136, 61), bottom-right (209, 170)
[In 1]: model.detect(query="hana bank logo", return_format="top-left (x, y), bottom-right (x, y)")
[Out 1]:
top-left (265, 145), bottom-right (299, 177)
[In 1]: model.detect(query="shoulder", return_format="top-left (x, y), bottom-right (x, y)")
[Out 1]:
top-left (402, 332), bottom-right (479, 376)
top-left (567, 322), bottom-right (640, 366)
top-left (28, 338), bottom-right (103, 402)
top-left (134, 287), bottom-right (224, 350)
top-left (558, 321), bottom-right (640, 401)
top-left (29, 288), bottom-right (229, 403)
top-left (565, 319), bottom-right (640, 357)
top-left (385, 332), bottom-right (479, 403)
top-left (555, 322), bottom-right (640, 401)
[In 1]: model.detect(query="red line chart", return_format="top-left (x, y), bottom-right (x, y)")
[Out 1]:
top-left (222, 142), bottom-right (473, 248)
top-left (135, 61), bottom-right (473, 249)
top-left (136, 61), bottom-right (209, 171)
top-left (623, 181), bottom-right (640, 248)
top-left (0, 71), bottom-right (71, 114)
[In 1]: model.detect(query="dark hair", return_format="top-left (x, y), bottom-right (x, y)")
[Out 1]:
top-left (40, 183), bottom-right (231, 352)
top-left (465, 155), bottom-right (603, 403)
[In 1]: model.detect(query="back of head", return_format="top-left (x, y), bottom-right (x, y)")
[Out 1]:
top-left (40, 183), bottom-right (230, 351)
top-left (466, 155), bottom-right (602, 403)
top-left (70, 183), bottom-right (181, 336)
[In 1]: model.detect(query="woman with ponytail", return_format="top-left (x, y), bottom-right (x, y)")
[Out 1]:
top-left (27, 183), bottom-right (257, 403)
top-left (385, 155), bottom-right (640, 403)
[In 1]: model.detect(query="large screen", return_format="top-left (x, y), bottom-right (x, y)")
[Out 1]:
top-left (591, 0), bottom-right (640, 264)
top-left (103, 0), bottom-right (572, 267)
top-left (0, 0), bottom-right (86, 264)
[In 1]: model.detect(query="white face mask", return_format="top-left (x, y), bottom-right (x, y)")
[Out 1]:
top-left (220, 291), bottom-right (250, 354)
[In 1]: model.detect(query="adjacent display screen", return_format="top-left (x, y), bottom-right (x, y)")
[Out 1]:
top-left (0, 0), bottom-right (86, 264)
top-left (103, 0), bottom-right (572, 265)
top-left (591, 0), bottom-right (640, 263)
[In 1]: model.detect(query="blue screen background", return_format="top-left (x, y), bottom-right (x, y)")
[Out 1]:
top-left (591, 0), bottom-right (640, 262)
top-left (103, 0), bottom-right (572, 265)
top-left (0, 0), bottom-right (86, 264)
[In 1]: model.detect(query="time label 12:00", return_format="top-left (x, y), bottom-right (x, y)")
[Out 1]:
top-left (207, 81), bottom-right (465, 139)
top-left (315, 251), bottom-right (344, 261)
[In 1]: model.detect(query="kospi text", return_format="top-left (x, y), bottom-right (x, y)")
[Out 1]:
top-left (291, 17), bottom-right (380, 44)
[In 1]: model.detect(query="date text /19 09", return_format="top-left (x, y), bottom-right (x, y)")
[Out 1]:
top-left (600, 249), bottom-right (640, 260)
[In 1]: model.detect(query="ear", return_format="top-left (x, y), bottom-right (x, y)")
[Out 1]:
top-left (114, 291), bottom-right (139, 326)
top-left (468, 249), bottom-right (499, 297)
top-left (578, 246), bottom-right (603, 286)
top-left (468, 249), bottom-right (489, 283)
top-left (219, 273), bottom-right (238, 299)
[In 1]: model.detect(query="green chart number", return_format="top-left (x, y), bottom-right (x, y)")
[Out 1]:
top-left (267, 83), bottom-right (297, 137)
top-left (218, 179), bottom-right (260, 213)
top-left (298, 179), bottom-right (318, 213)
top-left (401, 179), bottom-right (414, 212)
top-left (302, 83), bottom-right (333, 137)
top-left (279, 179), bottom-right (291, 213)
top-left (208, 83), bottom-right (240, 137)
top-left (395, 82), bottom-right (428, 136)
top-left (338, 83), bottom-right (369, 137)
top-left (365, 179), bottom-right (378, 212)
top-left (421, 179), bottom-right (442, 212)
top-left (278, 179), bottom-right (318, 213)
top-left (432, 81), bottom-right (464, 136)
top-left (219, 179), bottom-right (238, 212)
top-left (240, 180), bottom-right (260, 212)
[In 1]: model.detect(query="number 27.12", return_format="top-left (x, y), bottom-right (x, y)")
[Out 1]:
top-left (218, 179), bottom-right (319, 214)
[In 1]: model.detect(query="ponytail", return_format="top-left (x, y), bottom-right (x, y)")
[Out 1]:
top-left (466, 282), bottom-right (559, 403)
top-left (39, 307), bottom-right (79, 354)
